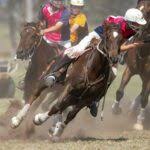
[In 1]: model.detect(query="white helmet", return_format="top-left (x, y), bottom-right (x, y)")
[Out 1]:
top-left (124, 8), bottom-right (147, 25)
top-left (71, 0), bottom-right (84, 6)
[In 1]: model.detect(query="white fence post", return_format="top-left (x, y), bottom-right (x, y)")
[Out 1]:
top-left (26, 0), bottom-right (34, 22)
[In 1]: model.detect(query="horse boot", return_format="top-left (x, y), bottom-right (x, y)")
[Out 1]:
top-left (44, 55), bottom-right (74, 87)
top-left (90, 101), bottom-right (98, 117)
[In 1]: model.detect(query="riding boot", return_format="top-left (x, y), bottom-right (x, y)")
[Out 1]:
top-left (90, 101), bottom-right (98, 117)
top-left (17, 79), bottom-right (25, 91)
top-left (44, 55), bottom-right (74, 87)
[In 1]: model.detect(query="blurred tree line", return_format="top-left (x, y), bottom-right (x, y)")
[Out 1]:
top-left (0, 0), bottom-right (137, 49)
top-left (86, 0), bottom-right (137, 25)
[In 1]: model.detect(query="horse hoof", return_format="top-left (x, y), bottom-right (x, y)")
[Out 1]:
top-left (133, 123), bottom-right (143, 131)
top-left (33, 113), bottom-right (49, 125)
top-left (51, 136), bottom-right (60, 142)
top-left (112, 103), bottom-right (122, 115)
top-left (33, 114), bottom-right (43, 125)
top-left (53, 122), bottom-right (65, 137)
top-left (11, 116), bottom-right (21, 128)
top-left (48, 126), bottom-right (55, 136)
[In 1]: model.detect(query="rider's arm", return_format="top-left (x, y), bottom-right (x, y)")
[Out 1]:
top-left (41, 9), bottom-right (70, 35)
top-left (70, 14), bottom-right (87, 33)
top-left (120, 42), bottom-right (144, 51)
top-left (42, 22), bottom-right (63, 34)
top-left (70, 24), bottom-right (79, 33)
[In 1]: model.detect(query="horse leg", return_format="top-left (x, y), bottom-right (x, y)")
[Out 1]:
top-left (134, 79), bottom-right (150, 131)
top-left (33, 95), bottom-right (73, 126)
top-left (129, 93), bottom-right (142, 115)
top-left (33, 84), bottom-right (74, 125)
top-left (52, 103), bottom-right (84, 139)
top-left (11, 82), bottom-right (47, 128)
top-left (112, 67), bottom-right (133, 114)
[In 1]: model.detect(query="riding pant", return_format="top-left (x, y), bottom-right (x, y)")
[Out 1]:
top-left (64, 31), bottom-right (101, 59)
top-left (43, 36), bottom-right (71, 49)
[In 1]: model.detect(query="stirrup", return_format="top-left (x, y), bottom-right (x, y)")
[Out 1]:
top-left (44, 75), bottom-right (56, 87)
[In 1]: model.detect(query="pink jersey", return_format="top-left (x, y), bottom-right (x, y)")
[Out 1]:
top-left (41, 3), bottom-right (70, 42)
top-left (105, 16), bottom-right (136, 39)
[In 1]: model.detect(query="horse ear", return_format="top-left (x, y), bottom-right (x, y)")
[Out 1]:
top-left (36, 20), bottom-right (46, 30)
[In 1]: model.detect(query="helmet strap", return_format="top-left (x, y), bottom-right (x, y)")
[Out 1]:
top-left (128, 22), bottom-right (140, 31)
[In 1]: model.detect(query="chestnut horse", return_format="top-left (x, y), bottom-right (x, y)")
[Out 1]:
top-left (11, 22), bottom-right (64, 136)
top-left (31, 23), bottom-right (123, 139)
top-left (137, 0), bottom-right (150, 20)
top-left (112, 0), bottom-right (150, 130)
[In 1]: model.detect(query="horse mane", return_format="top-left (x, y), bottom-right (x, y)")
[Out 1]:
top-left (104, 22), bottom-right (120, 29)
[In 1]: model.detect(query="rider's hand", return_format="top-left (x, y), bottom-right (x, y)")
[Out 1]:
top-left (40, 30), bottom-right (45, 35)
top-left (73, 51), bottom-right (81, 58)
top-left (133, 41), bottom-right (144, 46)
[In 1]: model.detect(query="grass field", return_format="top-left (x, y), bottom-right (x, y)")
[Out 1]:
top-left (0, 131), bottom-right (150, 150)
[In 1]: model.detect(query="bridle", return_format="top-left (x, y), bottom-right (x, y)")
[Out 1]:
top-left (96, 30), bottom-right (119, 65)
top-left (96, 40), bottom-right (108, 58)
top-left (19, 26), bottom-right (43, 60)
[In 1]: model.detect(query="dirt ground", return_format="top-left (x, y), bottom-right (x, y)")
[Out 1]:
top-left (0, 97), bottom-right (150, 150)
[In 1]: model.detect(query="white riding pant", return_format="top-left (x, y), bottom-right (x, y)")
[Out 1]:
top-left (43, 36), bottom-right (71, 49)
top-left (64, 31), bottom-right (101, 59)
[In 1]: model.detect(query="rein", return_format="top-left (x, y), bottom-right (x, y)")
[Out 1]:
top-left (96, 41), bottom-right (107, 57)
top-left (78, 66), bottom-right (106, 100)
top-left (75, 41), bottom-right (111, 119)
top-left (23, 26), bottom-right (43, 59)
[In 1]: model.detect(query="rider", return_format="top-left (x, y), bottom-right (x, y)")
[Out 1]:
top-left (43, 8), bottom-right (147, 116)
top-left (69, 0), bottom-right (89, 45)
top-left (39, 0), bottom-right (71, 48)
top-left (17, 0), bottom-right (71, 91)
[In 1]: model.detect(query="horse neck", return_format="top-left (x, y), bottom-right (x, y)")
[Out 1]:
top-left (30, 39), bottom-right (56, 76)
top-left (87, 49), bottom-right (108, 80)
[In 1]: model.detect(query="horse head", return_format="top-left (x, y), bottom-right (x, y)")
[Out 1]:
top-left (103, 22), bottom-right (123, 61)
top-left (16, 21), bottom-right (46, 60)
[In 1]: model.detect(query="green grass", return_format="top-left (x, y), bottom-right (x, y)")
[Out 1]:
top-left (0, 23), bottom-right (12, 52)
top-left (106, 65), bottom-right (142, 103)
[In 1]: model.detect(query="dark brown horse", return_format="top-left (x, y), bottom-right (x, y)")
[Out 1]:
top-left (31, 22), bottom-right (123, 139)
top-left (137, 0), bottom-right (150, 20)
top-left (112, 1), bottom-right (150, 130)
top-left (11, 22), bottom-right (64, 134)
